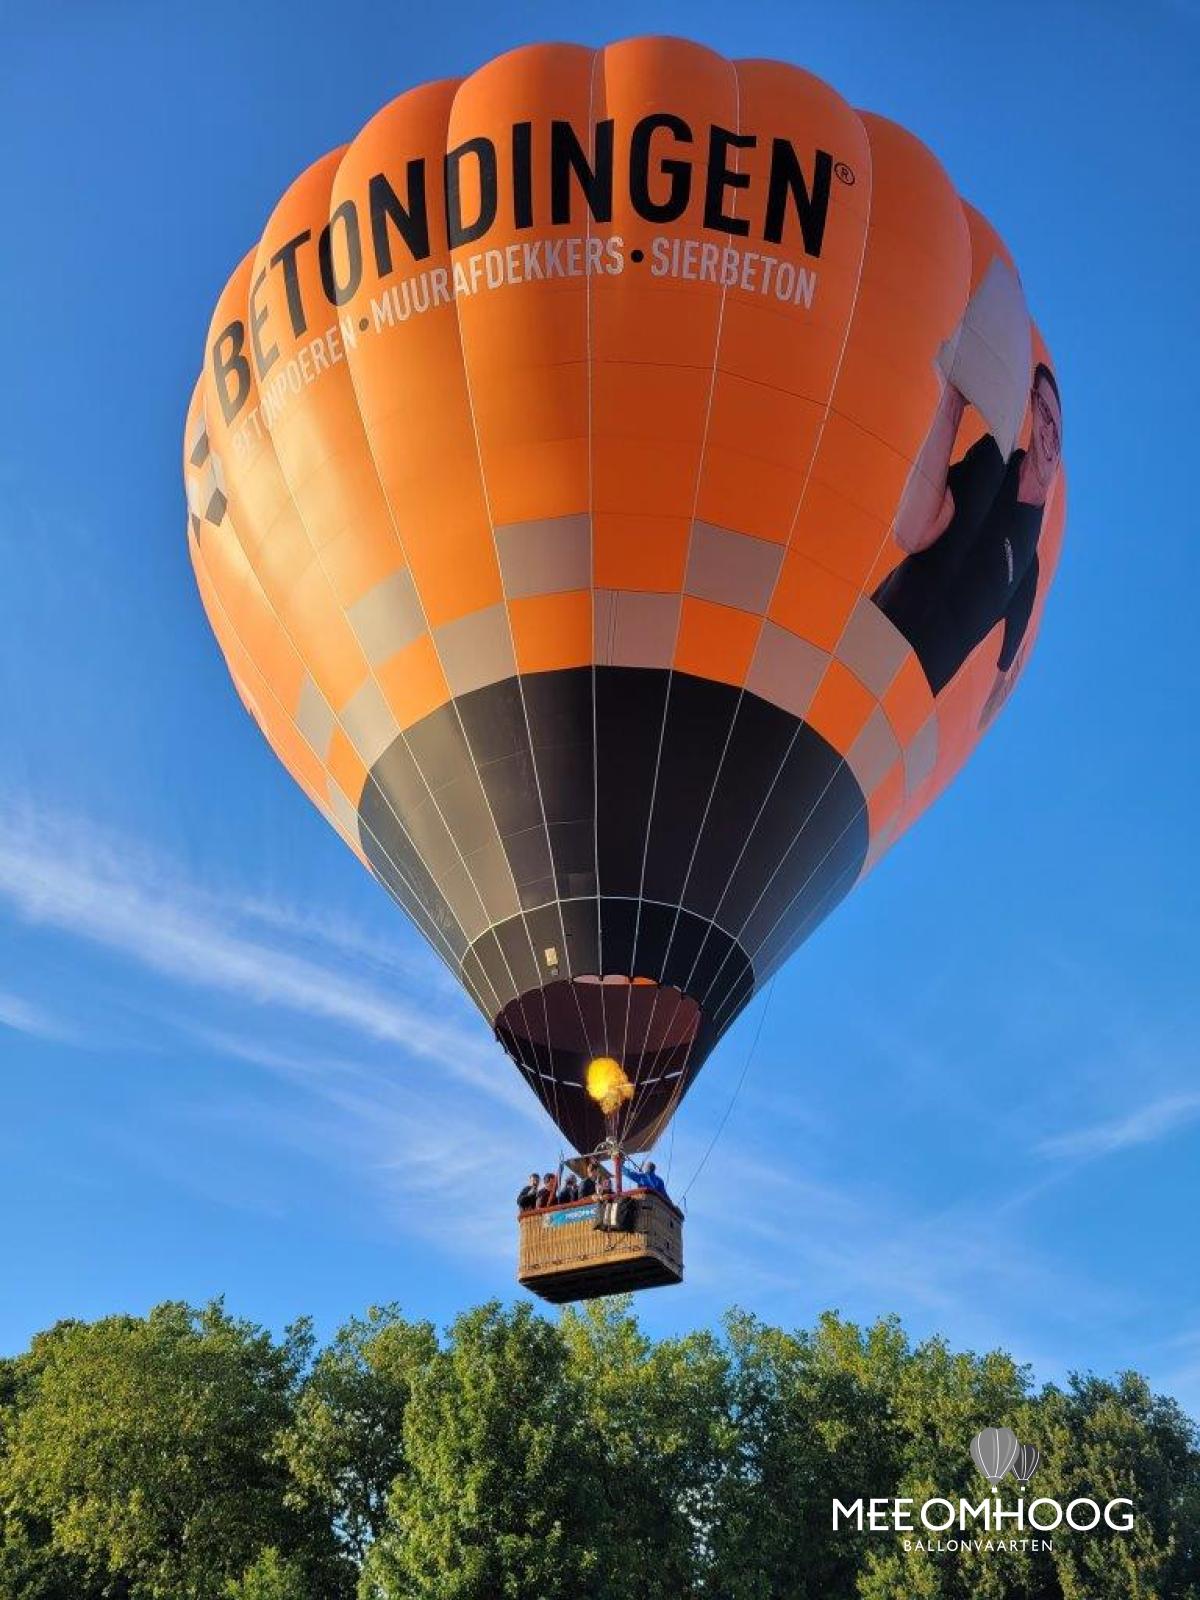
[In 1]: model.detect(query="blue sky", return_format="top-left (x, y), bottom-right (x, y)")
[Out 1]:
top-left (2, 1), bottom-right (1198, 1410)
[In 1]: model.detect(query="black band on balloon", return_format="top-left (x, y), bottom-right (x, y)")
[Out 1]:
top-left (357, 666), bottom-right (868, 1147)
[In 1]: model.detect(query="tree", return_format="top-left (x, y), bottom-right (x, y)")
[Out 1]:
top-left (280, 1305), bottom-right (437, 1565)
top-left (224, 1548), bottom-right (311, 1600)
top-left (855, 1330), bottom-right (1049, 1600)
top-left (1, 1301), bottom-right (348, 1600)
top-left (710, 1311), bottom-right (910, 1600)
top-left (0, 1518), bottom-right (107, 1600)
top-left (1, 1331), bottom-right (113, 1599)
top-left (2, 1296), bottom-right (1198, 1600)
top-left (360, 1303), bottom-right (601, 1600)
top-left (1032, 1373), bottom-right (1200, 1600)
top-left (560, 1297), bottom-right (731, 1599)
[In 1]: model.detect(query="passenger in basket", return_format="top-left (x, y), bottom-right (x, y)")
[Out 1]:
top-left (626, 1159), bottom-right (669, 1200)
top-left (578, 1161), bottom-right (599, 1200)
top-left (517, 1173), bottom-right (540, 1211)
top-left (559, 1172), bottom-right (580, 1205)
top-left (536, 1172), bottom-right (558, 1208)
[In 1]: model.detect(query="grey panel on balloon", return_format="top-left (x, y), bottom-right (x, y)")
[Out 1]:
top-left (747, 622), bottom-right (828, 719)
top-left (434, 603), bottom-right (516, 697)
top-left (904, 714), bottom-right (939, 793)
top-left (296, 674), bottom-right (335, 759)
top-left (341, 678), bottom-right (400, 767)
top-left (348, 567), bottom-right (426, 666)
top-left (847, 707), bottom-right (902, 795)
top-left (684, 521), bottom-right (785, 613)
top-left (495, 514), bottom-right (591, 598)
top-left (838, 597), bottom-right (911, 698)
top-left (593, 589), bottom-right (680, 669)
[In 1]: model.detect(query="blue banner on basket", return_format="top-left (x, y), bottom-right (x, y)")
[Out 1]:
top-left (543, 1207), bottom-right (597, 1229)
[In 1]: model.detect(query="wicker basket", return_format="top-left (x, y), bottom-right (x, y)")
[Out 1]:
top-left (517, 1191), bottom-right (684, 1303)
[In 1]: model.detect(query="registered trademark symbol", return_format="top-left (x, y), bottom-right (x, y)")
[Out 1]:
top-left (834, 162), bottom-right (855, 185)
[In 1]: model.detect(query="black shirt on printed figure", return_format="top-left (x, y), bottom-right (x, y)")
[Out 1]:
top-left (872, 434), bottom-right (1043, 697)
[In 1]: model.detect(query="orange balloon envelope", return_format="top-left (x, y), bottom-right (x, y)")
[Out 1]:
top-left (184, 38), bottom-right (1066, 1152)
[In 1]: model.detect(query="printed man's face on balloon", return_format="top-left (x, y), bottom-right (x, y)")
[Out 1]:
top-left (1029, 372), bottom-right (1062, 488)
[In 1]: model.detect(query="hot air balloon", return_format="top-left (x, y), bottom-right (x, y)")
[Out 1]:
top-left (1012, 1442), bottom-right (1040, 1485)
top-left (184, 38), bottom-right (1065, 1297)
top-left (970, 1427), bottom-right (1020, 1487)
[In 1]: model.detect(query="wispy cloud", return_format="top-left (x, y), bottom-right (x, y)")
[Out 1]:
top-left (0, 792), bottom-right (1180, 1360)
top-left (0, 792), bottom-right (536, 1121)
top-left (180, 1026), bottom-right (523, 1262)
top-left (683, 1130), bottom-right (1130, 1343)
top-left (656, 1056), bottom-right (1136, 1351)
top-left (1036, 1093), bottom-right (1200, 1161)
top-left (229, 892), bottom-right (462, 999)
top-left (0, 988), bottom-right (72, 1042)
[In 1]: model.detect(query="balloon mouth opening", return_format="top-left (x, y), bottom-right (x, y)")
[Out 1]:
top-left (495, 977), bottom-right (703, 1151)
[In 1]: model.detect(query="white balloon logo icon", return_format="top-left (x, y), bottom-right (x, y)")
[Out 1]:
top-left (970, 1427), bottom-right (1020, 1485)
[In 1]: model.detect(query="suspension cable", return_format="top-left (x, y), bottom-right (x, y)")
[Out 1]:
top-left (679, 977), bottom-right (776, 1201)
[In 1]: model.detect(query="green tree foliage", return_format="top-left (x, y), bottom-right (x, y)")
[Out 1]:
top-left (1, 1329), bottom-right (124, 1599)
top-left (1, 1298), bottom-right (1197, 1600)
top-left (359, 1303), bottom-right (601, 1600)
top-left (709, 1311), bottom-right (911, 1599)
top-left (0, 1302), bottom-right (347, 1600)
top-left (1033, 1374), bottom-right (1200, 1600)
top-left (279, 1305), bottom-right (437, 1564)
top-left (224, 1548), bottom-right (311, 1600)
top-left (559, 1299), bottom-right (731, 1598)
